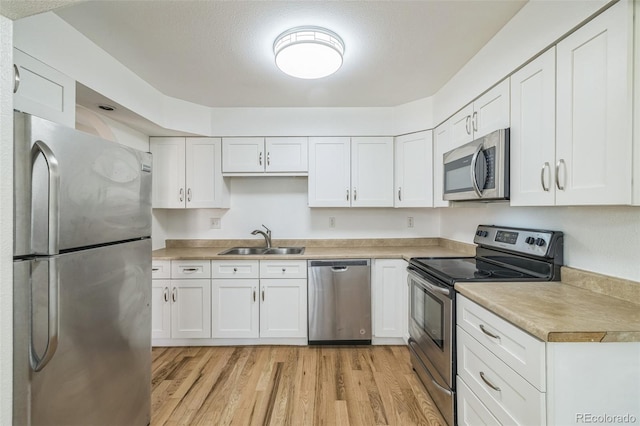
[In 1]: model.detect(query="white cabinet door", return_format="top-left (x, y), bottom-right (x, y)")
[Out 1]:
top-left (373, 259), bottom-right (407, 339)
top-left (13, 48), bottom-right (75, 128)
top-left (449, 80), bottom-right (510, 150)
top-left (150, 138), bottom-right (186, 208)
top-left (394, 131), bottom-right (433, 207)
top-left (211, 279), bottom-right (259, 338)
top-left (151, 280), bottom-right (171, 339)
top-left (185, 138), bottom-right (229, 208)
top-left (433, 121), bottom-right (453, 208)
top-left (510, 48), bottom-right (557, 206)
top-left (556, 1), bottom-right (632, 205)
top-left (308, 137), bottom-right (351, 207)
top-left (222, 137), bottom-right (265, 173)
top-left (259, 279), bottom-right (307, 338)
top-left (170, 279), bottom-right (211, 339)
top-left (351, 137), bottom-right (394, 207)
top-left (265, 137), bottom-right (308, 173)
top-left (451, 104), bottom-right (475, 148)
top-left (473, 80), bottom-right (510, 138)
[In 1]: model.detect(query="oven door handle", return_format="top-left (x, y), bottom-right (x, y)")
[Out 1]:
top-left (407, 267), bottom-right (451, 296)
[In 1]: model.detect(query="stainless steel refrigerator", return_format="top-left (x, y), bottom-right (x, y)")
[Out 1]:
top-left (13, 112), bottom-right (153, 425)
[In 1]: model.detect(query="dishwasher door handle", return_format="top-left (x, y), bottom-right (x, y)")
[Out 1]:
top-left (331, 266), bottom-right (348, 272)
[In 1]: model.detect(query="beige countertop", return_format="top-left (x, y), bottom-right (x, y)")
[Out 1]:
top-left (456, 281), bottom-right (640, 343)
top-left (152, 243), bottom-right (470, 262)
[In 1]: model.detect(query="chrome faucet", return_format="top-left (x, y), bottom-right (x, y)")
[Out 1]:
top-left (251, 224), bottom-right (272, 248)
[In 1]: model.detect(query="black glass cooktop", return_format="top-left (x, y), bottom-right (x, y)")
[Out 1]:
top-left (409, 256), bottom-right (542, 286)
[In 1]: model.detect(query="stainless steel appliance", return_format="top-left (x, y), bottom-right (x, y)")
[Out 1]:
top-left (407, 225), bottom-right (563, 426)
top-left (308, 259), bottom-right (371, 344)
top-left (13, 112), bottom-right (153, 425)
top-left (443, 128), bottom-right (509, 201)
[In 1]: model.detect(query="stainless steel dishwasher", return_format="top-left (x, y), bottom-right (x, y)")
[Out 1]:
top-left (308, 259), bottom-right (371, 344)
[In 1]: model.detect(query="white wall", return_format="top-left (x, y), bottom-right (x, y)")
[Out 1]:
top-left (433, 0), bottom-right (609, 125)
top-left (152, 177), bottom-right (440, 248)
top-left (440, 204), bottom-right (640, 282)
top-left (0, 15), bottom-right (13, 426)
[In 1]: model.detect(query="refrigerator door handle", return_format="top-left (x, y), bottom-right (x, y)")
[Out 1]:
top-left (31, 140), bottom-right (60, 255)
top-left (30, 259), bottom-right (59, 372)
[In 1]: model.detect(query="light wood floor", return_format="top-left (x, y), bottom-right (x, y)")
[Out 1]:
top-left (151, 345), bottom-right (446, 426)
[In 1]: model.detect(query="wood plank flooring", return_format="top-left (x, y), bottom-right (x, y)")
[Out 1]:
top-left (151, 345), bottom-right (446, 426)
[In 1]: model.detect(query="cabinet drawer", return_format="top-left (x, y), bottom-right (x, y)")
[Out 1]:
top-left (152, 260), bottom-right (171, 279)
top-left (171, 260), bottom-right (211, 279)
top-left (457, 376), bottom-right (500, 426)
top-left (259, 260), bottom-right (307, 279)
top-left (212, 260), bottom-right (259, 278)
top-left (457, 295), bottom-right (545, 391)
top-left (457, 327), bottom-right (546, 426)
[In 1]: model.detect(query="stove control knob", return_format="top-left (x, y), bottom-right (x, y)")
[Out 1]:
top-left (525, 237), bottom-right (535, 245)
top-left (535, 238), bottom-right (546, 247)
top-left (482, 231), bottom-right (489, 237)
top-left (476, 230), bottom-right (482, 237)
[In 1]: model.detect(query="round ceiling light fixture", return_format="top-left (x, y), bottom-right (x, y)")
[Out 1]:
top-left (273, 26), bottom-right (345, 79)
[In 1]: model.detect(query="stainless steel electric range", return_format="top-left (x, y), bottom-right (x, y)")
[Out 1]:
top-left (407, 225), bottom-right (564, 426)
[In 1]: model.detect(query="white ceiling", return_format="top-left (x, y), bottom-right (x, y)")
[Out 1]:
top-left (49, 1), bottom-right (526, 109)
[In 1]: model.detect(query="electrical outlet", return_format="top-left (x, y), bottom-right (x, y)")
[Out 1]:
top-left (329, 217), bottom-right (336, 228)
top-left (407, 217), bottom-right (414, 228)
top-left (210, 218), bottom-right (221, 229)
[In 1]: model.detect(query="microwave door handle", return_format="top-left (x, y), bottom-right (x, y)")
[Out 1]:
top-left (470, 144), bottom-right (484, 197)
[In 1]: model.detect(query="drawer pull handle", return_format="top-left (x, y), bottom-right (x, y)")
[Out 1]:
top-left (253, 289), bottom-right (256, 302)
top-left (480, 372), bottom-right (501, 392)
top-left (163, 287), bottom-right (169, 302)
top-left (182, 268), bottom-right (199, 273)
top-left (152, 268), bottom-right (160, 272)
top-left (480, 324), bottom-right (500, 340)
top-left (262, 289), bottom-right (265, 302)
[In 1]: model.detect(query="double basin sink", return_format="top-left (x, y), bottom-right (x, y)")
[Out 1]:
top-left (218, 246), bottom-right (305, 256)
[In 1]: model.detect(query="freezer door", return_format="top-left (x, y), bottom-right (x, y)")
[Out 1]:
top-left (14, 239), bottom-right (151, 426)
top-left (14, 112), bottom-right (152, 256)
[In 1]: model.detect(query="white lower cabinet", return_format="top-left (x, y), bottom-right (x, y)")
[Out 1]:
top-left (457, 295), bottom-right (640, 425)
top-left (152, 260), bottom-right (212, 340)
top-left (372, 259), bottom-right (408, 342)
top-left (211, 260), bottom-right (307, 340)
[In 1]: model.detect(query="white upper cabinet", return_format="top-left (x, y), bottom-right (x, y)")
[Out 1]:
top-left (351, 137), bottom-right (394, 207)
top-left (394, 131), bottom-right (433, 208)
top-left (555, 0), bottom-right (633, 205)
top-left (150, 137), bottom-right (229, 209)
top-left (433, 122), bottom-right (453, 208)
top-left (222, 137), bottom-right (308, 175)
top-left (308, 137), bottom-right (351, 207)
top-left (510, 48), bottom-right (557, 206)
top-left (13, 48), bottom-right (75, 128)
top-left (308, 137), bottom-right (394, 207)
top-left (450, 80), bottom-right (510, 148)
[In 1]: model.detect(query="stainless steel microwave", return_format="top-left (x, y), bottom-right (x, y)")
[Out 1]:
top-left (443, 128), bottom-right (509, 201)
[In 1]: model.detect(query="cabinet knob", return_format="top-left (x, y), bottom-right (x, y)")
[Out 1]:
top-left (282, 268), bottom-right (286, 273)
top-left (233, 267), bottom-right (238, 273)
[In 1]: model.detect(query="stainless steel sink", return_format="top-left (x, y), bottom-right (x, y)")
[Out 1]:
top-left (264, 247), bottom-right (305, 255)
top-left (218, 246), bottom-right (305, 255)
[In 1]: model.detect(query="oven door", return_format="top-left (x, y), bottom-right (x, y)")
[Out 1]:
top-left (407, 269), bottom-right (454, 388)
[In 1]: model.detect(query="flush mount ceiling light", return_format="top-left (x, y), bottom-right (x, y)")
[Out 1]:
top-left (273, 26), bottom-right (345, 79)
